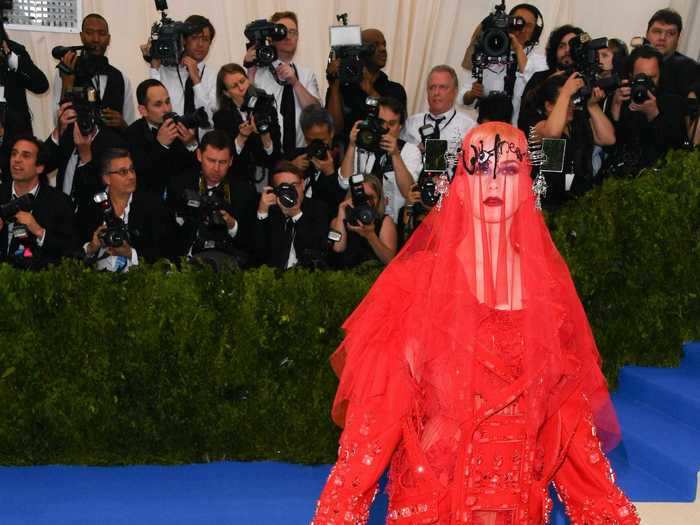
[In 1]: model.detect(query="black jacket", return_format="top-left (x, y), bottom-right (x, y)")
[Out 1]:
top-left (213, 107), bottom-right (282, 183)
top-left (284, 146), bottom-right (346, 212)
top-left (660, 52), bottom-right (700, 98)
top-left (0, 181), bottom-right (76, 269)
top-left (43, 125), bottom-right (127, 210)
top-left (254, 197), bottom-right (330, 269)
top-left (167, 170), bottom-right (258, 261)
top-left (76, 190), bottom-right (177, 264)
top-left (125, 118), bottom-right (198, 197)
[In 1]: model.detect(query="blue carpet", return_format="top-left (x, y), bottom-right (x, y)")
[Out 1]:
top-left (2, 342), bottom-right (698, 524)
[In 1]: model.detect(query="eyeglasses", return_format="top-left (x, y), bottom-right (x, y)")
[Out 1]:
top-left (286, 29), bottom-right (299, 37)
top-left (107, 166), bottom-right (136, 176)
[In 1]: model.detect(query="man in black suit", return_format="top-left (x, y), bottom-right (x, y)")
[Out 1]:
top-left (0, 136), bottom-right (75, 270)
top-left (167, 130), bottom-right (258, 267)
top-left (126, 79), bottom-right (199, 197)
top-left (0, 35), bottom-right (49, 169)
top-left (52, 13), bottom-right (137, 130)
top-left (44, 101), bottom-right (127, 211)
top-left (78, 148), bottom-right (176, 271)
top-left (255, 161), bottom-right (330, 270)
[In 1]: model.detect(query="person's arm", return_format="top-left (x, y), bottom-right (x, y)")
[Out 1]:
top-left (10, 42), bottom-right (49, 94)
top-left (325, 58), bottom-right (345, 133)
top-left (553, 393), bottom-right (640, 525)
top-left (340, 121), bottom-right (362, 182)
top-left (587, 88), bottom-right (616, 146)
top-left (330, 199), bottom-right (351, 254)
top-left (370, 216), bottom-right (398, 264)
top-left (534, 73), bottom-right (584, 139)
top-left (276, 63), bottom-right (320, 108)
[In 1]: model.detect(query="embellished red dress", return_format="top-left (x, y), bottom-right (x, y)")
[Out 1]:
top-left (312, 123), bottom-right (639, 525)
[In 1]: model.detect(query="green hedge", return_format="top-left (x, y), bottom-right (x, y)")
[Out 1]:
top-left (0, 150), bottom-right (698, 466)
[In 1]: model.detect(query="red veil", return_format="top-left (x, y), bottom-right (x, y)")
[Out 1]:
top-left (330, 122), bottom-right (621, 454)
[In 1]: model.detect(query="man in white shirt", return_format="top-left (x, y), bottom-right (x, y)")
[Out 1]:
top-left (52, 13), bottom-right (137, 129)
top-left (340, 97), bottom-right (422, 223)
top-left (401, 65), bottom-right (476, 154)
top-left (245, 11), bottom-right (321, 155)
top-left (460, 3), bottom-right (548, 126)
top-left (147, 15), bottom-right (218, 123)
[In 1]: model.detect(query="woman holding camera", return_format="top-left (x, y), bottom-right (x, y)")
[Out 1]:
top-left (213, 63), bottom-right (281, 184)
top-left (330, 173), bottom-right (397, 268)
top-left (532, 72), bottom-right (615, 211)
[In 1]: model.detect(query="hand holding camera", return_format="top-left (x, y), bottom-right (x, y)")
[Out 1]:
top-left (157, 117), bottom-right (179, 146)
top-left (561, 72), bottom-right (586, 99)
top-left (13, 211), bottom-right (44, 239)
top-left (258, 186), bottom-right (278, 215)
top-left (291, 152), bottom-right (311, 172)
top-left (629, 89), bottom-right (659, 120)
top-left (275, 62), bottom-right (298, 86)
top-left (101, 108), bottom-right (126, 129)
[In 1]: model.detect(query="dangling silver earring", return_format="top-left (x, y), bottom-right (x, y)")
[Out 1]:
top-left (527, 126), bottom-right (547, 210)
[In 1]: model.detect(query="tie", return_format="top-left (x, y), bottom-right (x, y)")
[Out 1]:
top-left (184, 75), bottom-right (195, 115)
top-left (284, 216), bottom-right (295, 234)
top-left (428, 115), bottom-right (445, 139)
top-left (280, 74), bottom-right (297, 155)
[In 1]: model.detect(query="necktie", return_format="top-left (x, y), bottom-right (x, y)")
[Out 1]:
top-left (284, 216), bottom-right (295, 233)
top-left (428, 115), bottom-right (445, 139)
top-left (184, 75), bottom-right (195, 115)
top-left (280, 72), bottom-right (297, 155)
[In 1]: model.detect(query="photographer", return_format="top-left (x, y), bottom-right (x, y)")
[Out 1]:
top-left (286, 104), bottom-right (345, 212)
top-left (606, 45), bottom-right (687, 177)
top-left (146, 15), bottom-right (217, 127)
top-left (52, 14), bottom-right (137, 130)
top-left (213, 63), bottom-right (281, 184)
top-left (402, 65), bottom-right (476, 146)
top-left (79, 148), bottom-right (176, 271)
top-left (254, 161), bottom-right (330, 270)
top-left (326, 28), bottom-right (407, 144)
top-left (645, 8), bottom-right (699, 99)
top-left (0, 136), bottom-right (75, 270)
top-left (532, 72), bottom-right (615, 210)
top-left (167, 130), bottom-right (257, 266)
top-left (0, 24), bottom-right (49, 162)
top-left (340, 97), bottom-right (422, 223)
top-left (397, 173), bottom-right (438, 247)
top-left (126, 79), bottom-right (199, 198)
top-left (460, 3), bottom-right (547, 125)
top-left (518, 24), bottom-right (583, 131)
top-left (246, 11), bottom-right (321, 155)
top-left (330, 173), bottom-right (396, 268)
top-left (44, 100), bottom-right (127, 211)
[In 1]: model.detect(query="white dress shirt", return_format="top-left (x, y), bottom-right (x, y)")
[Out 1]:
top-left (401, 108), bottom-right (476, 150)
top-left (6, 182), bottom-right (45, 256)
top-left (252, 63), bottom-right (321, 149)
top-left (459, 47), bottom-right (548, 125)
top-left (51, 69), bottom-right (137, 126)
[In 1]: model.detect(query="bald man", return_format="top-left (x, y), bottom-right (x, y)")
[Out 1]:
top-left (326, 28), bottom-right (407, 145)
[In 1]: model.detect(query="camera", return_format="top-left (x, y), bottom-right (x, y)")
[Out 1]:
top-left (630, 73), bottom-right (656, 104)
top-left (244, 19), bottom-right (288, 67)
top-left (272, 183), bottom-right (298, 209)
top-left (345, 174), bottom-right (378, 226)
top-left (0, 193), bottom-right (34, 221)
top-left (356, 97), bottom-right (387, 154)
top-left (471, 1), bottom-right (524, 85)
top-left (149, 0), bottom-right (194, 67)
top-left (306, 139), bottom-right (329, 160)
top-left (240, 87), bottom-right (276, 134)
top-left (329, 14), bottom-right (374, 86)
top-left (62, 86), bottom-right (102, 135)
top-left (566, 33), bottom-right (610, 106)
top-left (183, 188), bottom-right (227, 229)
top-left (94, 192), bottom-right (131, 248)
top-left (418, 174), bottom-right (439, 207)
top-left (162, 107), bottom-right (211, 130)
top-left (54, 44), bottom-right (108, 82)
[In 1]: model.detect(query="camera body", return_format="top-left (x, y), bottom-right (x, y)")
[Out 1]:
top-left (183, 188), bottom-right (228, 229)
top-left (94, 192), bottom-right (131, 248)
top-left (162, 107), bottom-right (211, 130)
top-left (63, 86), bottom-right (102, 135)
top-left (630, 73), bottom-right (656, 104)
top-left (149, 0), bottom-right (194, 67)
top-left (306, 138), bottom-right (329, 160)
top-left (472, 1), bottom-right (524, 84)
top-left (244, 19), bottom-right (288, 67)
top-left (346, 174), bottom-right (378, 226)
top-left (333, 45), bottom-right (374, 86)
top-left (272, 183), bottom-right (299, 209)
top-left (356, 97), bottom-right (387, 154)
top-left (240, 87), bottom-right (277, 134)
top-left (566, 33), bottom-right (610, 106)
top-left (0, 193), bottom-right (34, 222)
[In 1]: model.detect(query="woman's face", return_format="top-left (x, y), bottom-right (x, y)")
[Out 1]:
top-left (598, 47), bottom-right (614, 73)
top-left (363, 182), bottom-right (380, 210)
top-left (468, 135), bottom-right (524, 223)
top-left (223, 72), bottom-right (250, 106)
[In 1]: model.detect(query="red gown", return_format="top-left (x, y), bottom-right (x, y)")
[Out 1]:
top-left (312, 123), bottom-right (639, 525)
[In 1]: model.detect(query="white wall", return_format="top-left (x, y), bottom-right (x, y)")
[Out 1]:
top-left (5, 0), bottom-right (697, 139)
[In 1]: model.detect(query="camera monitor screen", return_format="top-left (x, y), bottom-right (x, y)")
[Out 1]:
top-left (329, 25), bottom-right (362, 47)
top-left (424, 139), bottom-right (448, 173)
top-left (540, 138), bottom-right (567, 173)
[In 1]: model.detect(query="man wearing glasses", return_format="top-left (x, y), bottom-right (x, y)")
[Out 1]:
top-left (245, 11), bottom-right (321, 156)
top-left (80, 148), bottom-right (176, 272)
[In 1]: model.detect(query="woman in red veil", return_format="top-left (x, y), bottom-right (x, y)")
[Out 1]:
top-left (312, 122), bottom-right (639, 525)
